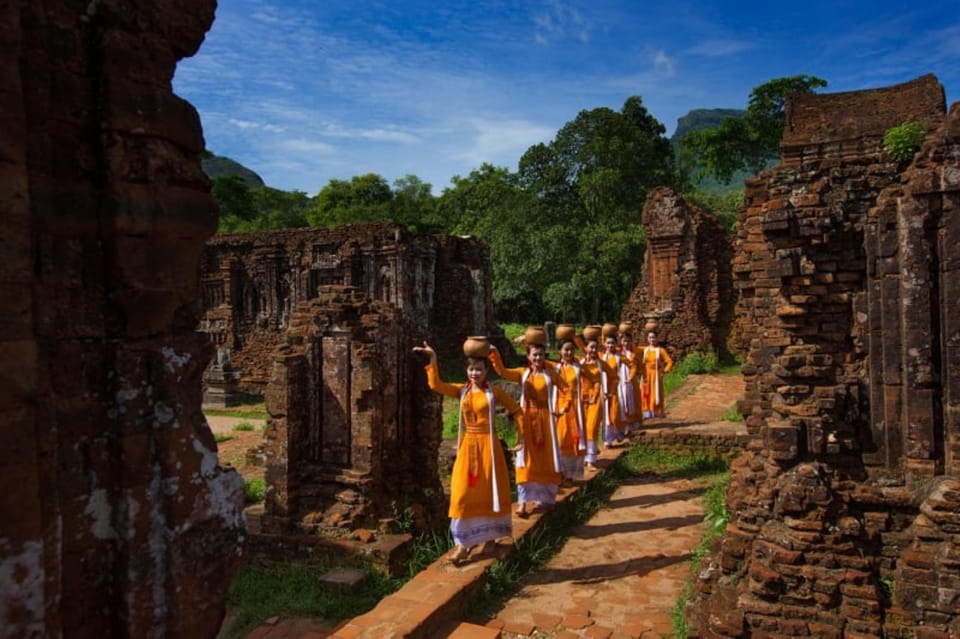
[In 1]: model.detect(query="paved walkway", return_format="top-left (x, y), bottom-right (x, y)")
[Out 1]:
top-left (233, 372), bottom-right (745, 639)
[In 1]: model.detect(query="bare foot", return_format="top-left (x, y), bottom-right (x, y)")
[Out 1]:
top-left (448, 545), bottom-right (470, 565)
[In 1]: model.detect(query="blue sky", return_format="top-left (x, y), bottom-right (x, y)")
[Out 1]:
top-left (173, 0), bottom-right (959, 195)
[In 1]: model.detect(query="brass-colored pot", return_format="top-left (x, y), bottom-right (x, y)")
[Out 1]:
top-left (618, 321), bottom-right (633, 335)
top-left (601, 323), bottom-right (618, 338)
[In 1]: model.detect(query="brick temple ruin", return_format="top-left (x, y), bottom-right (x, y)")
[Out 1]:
top-left (2, 1), bottom-right (244, 637)
top-left (620, 186), bottom-right (735, 358)
top-left (7, 0), bottom-right (960, 636)
top-left (692, 75), bottom-right (960, 637)
top-left (199, 225), bottom-right (506, 538)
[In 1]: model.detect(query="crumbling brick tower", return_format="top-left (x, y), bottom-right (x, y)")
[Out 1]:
top-left (693, 75), bottom-right (960, 637)
top-left (1, 2), bottom-right (245, 638)
top-left (620, 186), bottom-right (735, 359)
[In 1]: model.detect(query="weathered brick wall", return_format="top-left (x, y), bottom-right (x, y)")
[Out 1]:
top-left (692, 76), bottom-right (960, 638)
top-left (633, 431), bottom-right (752, 463)
top-left (1, 2), bottom-right (245, 637)
top-left (200, 224), bottom-right (498, 401)
top-left (258, 287), bottom-right (446, 534)
top-left (621, 187), bottom-right (735, 360)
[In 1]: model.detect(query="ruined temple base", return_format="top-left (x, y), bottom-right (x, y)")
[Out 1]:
top-left (244, 505), bottom-right (415, 576)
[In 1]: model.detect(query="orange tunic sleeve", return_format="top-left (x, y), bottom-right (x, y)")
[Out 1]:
top-left (425, 363), bottom-right (463, 399)
top-left (488, 348), bottom-right (523, 382)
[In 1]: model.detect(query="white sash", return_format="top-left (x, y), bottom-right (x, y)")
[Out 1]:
top-left (459, 383), bottom-right (502, 513)
top-left (618, 352), bottom-right (636, 417)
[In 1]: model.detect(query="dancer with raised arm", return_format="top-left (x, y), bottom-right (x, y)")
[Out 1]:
top-left (488, 327), bottom-right (562, 518)
top-left (413, 338), bottom-right (520, 565)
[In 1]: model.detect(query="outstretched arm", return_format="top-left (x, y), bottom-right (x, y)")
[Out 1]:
top-left (412, 341), bottom-right (461, 398)
top-left (488, 345), bottom-right (523, 382)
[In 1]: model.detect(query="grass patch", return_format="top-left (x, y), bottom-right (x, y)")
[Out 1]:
top-left (215, 433), bottom-right (236, 443)
top-left (224, 561), bottom-right (400, 638)
top-left (664, 349), bottom-right (720, 395)
top-left (233, 421), bottom-right (258, 432)
top-left (244, 478), bottom-right (265, 504)
top-left (721, 405), bottom-right (743, 422)
top-left (205, 406), bottom-right (269, 420)
top-left (224, 524), bottom-right (457, 636)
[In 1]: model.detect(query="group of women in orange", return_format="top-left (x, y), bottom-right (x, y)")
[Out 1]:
top-left (413, 322), bottom-right (673, 565)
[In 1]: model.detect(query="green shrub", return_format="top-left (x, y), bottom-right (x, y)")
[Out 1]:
top-left (215, 433), bottom-right (235, 443)
top-left (244, 478), bottom-right (265, 504)
top-left (234, 421), bottom-right (257, 432)
top-left (883, 121), bottom-right (926, 162)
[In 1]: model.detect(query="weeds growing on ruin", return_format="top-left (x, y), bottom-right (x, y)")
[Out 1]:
top-left (214, 433), bottom-right (235, 443)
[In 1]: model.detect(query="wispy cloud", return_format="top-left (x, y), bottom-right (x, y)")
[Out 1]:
top-left (532, 0), bottom-right (592, 45)
top-left (457, 118), bottom-right (556, 166)
top-left (685, 39), bottom-right (755, 57)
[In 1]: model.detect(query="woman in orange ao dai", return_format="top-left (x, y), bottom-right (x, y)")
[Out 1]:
top-left (414, 341), bottom-right (521, 564)
top-left (640, 332), bottom-right (674, 418)
top-left (577, 333), bottom-right (614, 470)
top-left (489, 340), bottom-right (562, 517)
top-left (550, 338), bottom-right (587, 483)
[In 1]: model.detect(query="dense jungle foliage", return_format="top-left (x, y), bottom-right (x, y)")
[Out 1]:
top-left (208, 76), bottom-right (825, 323)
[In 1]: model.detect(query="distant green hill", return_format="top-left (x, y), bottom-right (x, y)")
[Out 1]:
top-left (670, 108), bottom-right (746, 145)
top-left (670, 108), bottom-right (774, 193)
top-left (201, 151), bottom-right (265, 188)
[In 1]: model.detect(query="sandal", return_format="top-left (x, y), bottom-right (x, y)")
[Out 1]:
top-left (515, 505), bottom-right (530, 519)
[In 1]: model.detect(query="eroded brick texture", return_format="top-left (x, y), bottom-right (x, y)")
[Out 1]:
top-left (199, 224), bottom-right (500, 403)
top-left (1, 2), bottom-right (244, 637)
top-left (692, 76), bottom-right (960, 638)
top-left (259, 288), bottom-right (446, 535)
top-left (620, 186), bottom-right (735, 359)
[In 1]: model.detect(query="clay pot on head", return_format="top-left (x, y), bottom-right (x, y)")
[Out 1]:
top-left (555, 323), bottom-right (576, 342)
top-left (644, 320), bottom-right (660, 334)
top-left (463, 336), bottom-right (491, 358)
top-left (524, 326), bottom-right (547, 347)
top-left (601, 323), bottom-right (618, 338)
top-left (618, 321), bottom-right (633, 335)
top-left (582, 325), bottom-right (602, 342)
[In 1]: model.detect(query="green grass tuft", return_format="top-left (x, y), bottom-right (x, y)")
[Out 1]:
top-left (234, 421), bottom-right (258, 432)
top-left (215, 433), bottom-right (235, 443)
top-left (244, 478), bottom-right (265, 504)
